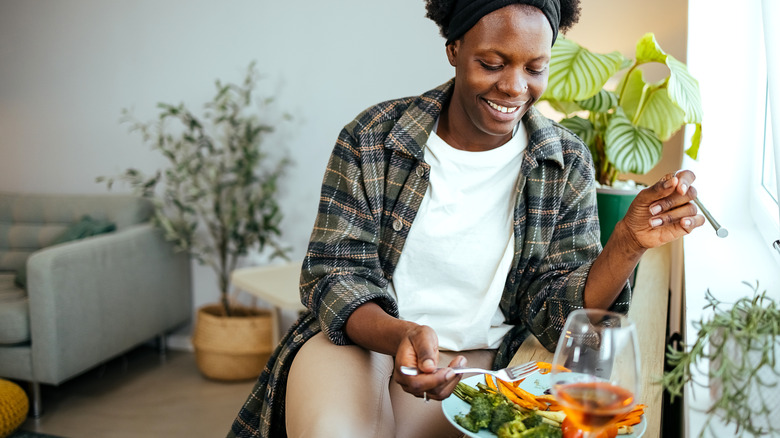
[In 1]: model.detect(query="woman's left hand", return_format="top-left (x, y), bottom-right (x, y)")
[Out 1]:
top-left (619, 170), bottom-right (706, 250)
top-left (393, 325), bottom-right (465, 401)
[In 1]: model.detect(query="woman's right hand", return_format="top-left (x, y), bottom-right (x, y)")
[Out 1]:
top-left (393, 324), bottom-right (465, 401)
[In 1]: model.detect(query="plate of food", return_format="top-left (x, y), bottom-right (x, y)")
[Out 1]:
top-left (441, 370), bottom-right (646, 438)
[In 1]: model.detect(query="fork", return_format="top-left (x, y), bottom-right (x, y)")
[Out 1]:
top-left (399, 360), bottom-right (538, 382)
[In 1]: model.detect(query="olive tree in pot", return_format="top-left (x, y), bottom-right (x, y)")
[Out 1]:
top-left (540, 33), bottom-right (704, 245)
top-left (100, 62), bottom-right (291, 380)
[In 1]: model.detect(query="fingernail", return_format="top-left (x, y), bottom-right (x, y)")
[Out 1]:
top-left (650, 205), bottom-right (662, 215)
top-left (682, 218), bottom-right (691, 227)
top-left (650, 218), bottom-right (663, 227)
top-left (445, 369), bottom-right (455, 379)
top-left (422, 359), bottom-right (435, 369)
top-left (680, 183), bottom-right (688, 194)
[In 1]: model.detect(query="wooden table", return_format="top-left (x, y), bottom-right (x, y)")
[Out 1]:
top-left (508, 244), bottom-right (672, 438)
top-left (231, 262), bottom-right (306, 344)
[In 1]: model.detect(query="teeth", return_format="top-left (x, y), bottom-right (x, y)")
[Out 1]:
top-left (487, 100), bottom-right (518, 113)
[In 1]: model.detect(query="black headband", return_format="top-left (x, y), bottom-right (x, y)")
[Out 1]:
top-left (445, 0), bottom-right (560, 46)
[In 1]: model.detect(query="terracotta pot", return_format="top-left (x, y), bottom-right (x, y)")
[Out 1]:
top-left (192, 303), bottom-right (273, 381)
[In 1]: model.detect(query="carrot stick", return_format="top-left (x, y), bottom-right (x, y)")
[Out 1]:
top-left (497, 380), bottom-right (535, 409)
top-left (499, 379), bottom-right (548, 410)
top-left (616, 417), bottom-right (642, 427)
top-left (485, 374), bottom-right (498, 392)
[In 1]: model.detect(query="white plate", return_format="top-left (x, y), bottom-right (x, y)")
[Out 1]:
top-left (441, 371), bottom-right (647, 438)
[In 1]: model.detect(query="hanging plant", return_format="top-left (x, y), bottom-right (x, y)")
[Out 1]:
top-left (662, 281), bottom-right (780, 437)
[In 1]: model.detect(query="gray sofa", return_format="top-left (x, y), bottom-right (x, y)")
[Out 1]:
top-left (0, 192), bottom-right (192, 416)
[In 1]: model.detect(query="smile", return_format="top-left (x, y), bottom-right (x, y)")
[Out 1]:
top-left (486, 100), bottom-right (520, 114)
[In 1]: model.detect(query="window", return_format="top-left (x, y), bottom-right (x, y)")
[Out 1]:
top-left (762, 92), bottom-right (777, 204)
top-left (752, 0), bottom-right (780, 264)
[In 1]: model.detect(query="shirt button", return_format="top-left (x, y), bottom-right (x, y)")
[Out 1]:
top-left (392, 219), bottom-right (403, 231)
top-left (416, 166), bottom-right (425, 177)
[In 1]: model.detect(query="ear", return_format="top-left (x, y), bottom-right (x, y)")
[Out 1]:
top-left (446, 41), bottom-right (459, 67)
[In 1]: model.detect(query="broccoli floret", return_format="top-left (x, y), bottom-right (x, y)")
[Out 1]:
top-left (454, 413), bottom-right (481, 433)
top-left (496, 419), bottom-right (528, 438)
top-left (521, 412), bottom-right (543, 429)
top-left (519, 423), bottom-right (563, 438)
top-left (455, 393), bottom-right (493, 432)
top-left (489, 402), bottom-right (522, 433)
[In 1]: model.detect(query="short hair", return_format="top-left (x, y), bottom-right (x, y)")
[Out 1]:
top-left (425, 0), bottom-right (582, 41)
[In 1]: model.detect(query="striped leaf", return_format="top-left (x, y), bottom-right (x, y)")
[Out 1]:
top-left (577, 89), bottom-right (618, 113)
top-left (545, 99), bottom-right (583, 116)
top-left (605, 110), bottom-right (663, 174)
top-left (635, 86), bottom-right (686, 141)
top-left (544, 37), bottom-right (628, 101)
top-left (617, 68), bottom-right (645, 121)
top-left (559, 116), bottom-right (596, 147)
top-left (685, 123), bottom-right (703, 160)
top-left (634, 33), bottom-right (703, 124)
top-left (667, 56), bottom-right (704, 123)
top-left (635, 33), bottom-right (668, 64)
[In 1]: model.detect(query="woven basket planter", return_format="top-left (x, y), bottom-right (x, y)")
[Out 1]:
top-left (192, 304), bottom-right (273, 381)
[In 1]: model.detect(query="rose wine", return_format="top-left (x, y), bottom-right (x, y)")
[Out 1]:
top-left (555, 381), bottom-right (634, 431)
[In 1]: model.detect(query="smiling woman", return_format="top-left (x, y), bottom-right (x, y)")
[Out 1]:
top-left (227, 1), bottom-right (708, 437)
top-left (440, 5), bottom-right (551, 151)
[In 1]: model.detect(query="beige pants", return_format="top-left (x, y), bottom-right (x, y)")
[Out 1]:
top-left (285, 332), bottom-right (496, 438)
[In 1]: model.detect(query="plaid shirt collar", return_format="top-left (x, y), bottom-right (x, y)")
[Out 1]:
top-left (385, 79), bottom-right (566, 173)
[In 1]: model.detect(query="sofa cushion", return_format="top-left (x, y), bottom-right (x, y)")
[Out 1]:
top-left (0, 273), bottom-right (24, 302)
top-left (0, 192), bottom-right (152, 273)
top-left (0, 273), bottom-right (29, 345)
top-left (14, 215), bottom-right (117, 289)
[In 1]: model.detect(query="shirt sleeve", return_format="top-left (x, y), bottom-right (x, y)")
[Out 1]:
top-left (517, 146), bottom-right (632, 353)
top-left (299, 124), bottom-right (398, 346)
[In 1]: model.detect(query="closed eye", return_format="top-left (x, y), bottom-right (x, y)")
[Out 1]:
top-left (479, 61), bottom-right (502, 71)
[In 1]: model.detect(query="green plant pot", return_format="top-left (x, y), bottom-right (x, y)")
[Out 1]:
top-left (596, 187), bottom-right (640, 248)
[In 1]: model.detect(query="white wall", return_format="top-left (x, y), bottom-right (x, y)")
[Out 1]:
top-left (0, 0), bottom-right (688, 342)
top-left (0, 0), bottom-right (452, 329)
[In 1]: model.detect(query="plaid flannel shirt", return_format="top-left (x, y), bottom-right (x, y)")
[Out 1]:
top-left (228, 79), bottom-right (631, 438)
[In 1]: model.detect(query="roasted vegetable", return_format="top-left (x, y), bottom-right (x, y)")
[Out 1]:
top-left (499, 421), bottom-right (562, 438)
top-left (489, 402), bottom-right (523, 433)
top-left (455, 394), bottom-right (494, 432)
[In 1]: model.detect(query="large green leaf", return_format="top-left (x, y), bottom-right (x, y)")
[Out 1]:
top-left (635, 33), bottom-right (668, 64)
top-left (685, 123), bottom-right (703, 160)
top-left (544, 37), bottom-right (628, 101)
top-left (667, 56), bottom-right (704, 123)
top-left (617, 68), bottom-right (645, 121)
top-left (605, 111), bottom-right (663, 174)
top-left (545, 99), bottom-right (583, 116)
top-left (577, 89), bottom-right (618, 113)
top-left (636, 87), bottom-right (686, 141)
top-left (634, 33), bottom-right (704, 124)
top-left (559, 116), bottom-right (596, 147)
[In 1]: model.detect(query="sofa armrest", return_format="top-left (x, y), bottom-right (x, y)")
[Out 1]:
top-left (25, 223), bottom-right (192, 384)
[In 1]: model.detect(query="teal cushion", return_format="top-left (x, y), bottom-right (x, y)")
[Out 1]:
top-left (13, 215), bottom-right (116, 289)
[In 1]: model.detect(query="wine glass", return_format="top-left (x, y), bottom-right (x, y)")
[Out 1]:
top-left (550, 309), bottom-right (640, 437)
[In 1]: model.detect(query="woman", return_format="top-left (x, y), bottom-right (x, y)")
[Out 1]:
top-left (229, 1), bottom-right (704, 436)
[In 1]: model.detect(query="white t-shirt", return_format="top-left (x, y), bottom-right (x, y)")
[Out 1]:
top-left (388, 122), bottom-right (527, 351)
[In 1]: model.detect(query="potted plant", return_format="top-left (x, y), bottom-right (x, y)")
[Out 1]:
top-left (662, 282), bottom-right (779, 437)
top-left (99, 61), bottom-right (291, 380)
top-left (540, 33), bottom-right (704, 245)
